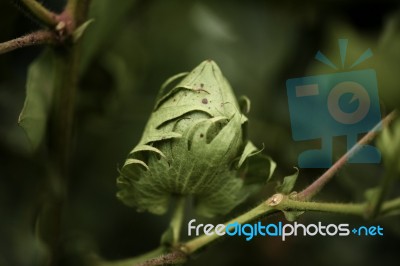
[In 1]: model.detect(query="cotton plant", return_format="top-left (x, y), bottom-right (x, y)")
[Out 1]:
top-left (2, 1), bottom-right (400, 265)
top-left (117, 60), bottom-right (275, 217)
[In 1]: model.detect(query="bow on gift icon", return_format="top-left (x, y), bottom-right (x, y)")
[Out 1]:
top-left (286, 39), bottom-right (382, 168)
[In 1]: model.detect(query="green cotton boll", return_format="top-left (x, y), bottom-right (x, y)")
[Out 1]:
top-left (117, 60), bottom-right (274, 217)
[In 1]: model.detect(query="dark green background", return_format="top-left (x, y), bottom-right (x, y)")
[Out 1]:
top-left (1, 0), bottom-right (400, 265)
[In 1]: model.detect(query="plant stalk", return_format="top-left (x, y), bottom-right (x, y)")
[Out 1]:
top-left (101, 193), bottom-right (400, 266)
top-left (21, 0), bottom-right (58, 26)
top-left (182, 194), bottom-right (400, 257)
top-left (170, 197), bottom-right (186, 245)
top-left (184, 201), bottom-right (275, 254)
top-left (0, 30), bottom-right (56, 54)
top-left (44, 0), bottom-right (91, 265)
top-left (297, 110), bottom-right (397, 201)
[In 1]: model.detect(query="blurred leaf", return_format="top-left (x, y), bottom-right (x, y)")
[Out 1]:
top-left (377, 119), bottom-right (400, 173)
top-left (378, 11), bottom-right (400, 108)
top-left (276, 167), bottom-right (299, 194)
top-left (379, 11), bottom-right (400, 59)
top-left (364, 187), bottom-right (381, 216)
top-left (101, 53), bottom-right (137, 97)
top-left (160, 227), bottom-right (173, 246)
top-left (238, 95), bottom-right (251, 114)
top-left (383, 208), bottom-right (400, 218)
top-left (18, 49), bottom-right (58, 151)
top-left (80, 0), bottom-right (137, 73)
top-left (34, 199), bottom-right (58, 260)
top-left (363, 121), bottom-right (400, 218)
top-left (191, 3), bottom-right (236, 42)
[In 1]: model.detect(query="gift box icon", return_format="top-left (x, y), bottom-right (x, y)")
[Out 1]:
top-left (286, 39), bottom-right (381, 168)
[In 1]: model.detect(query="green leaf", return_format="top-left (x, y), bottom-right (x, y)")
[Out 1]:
top-left (130, 144), bottom-right (166, 158)
top-left (18, 49), bottom-right (58, 151)
top-left (366, 119), bottom-right (400, 218)
top-left (282, 192), bottom-right (304, 222)
top-left (156, 72), bottom-right (189, 103)
top-left (239, 153), bottom-right (276, 186)
top-left (377, 119), bottom-right (400, 173)
top-left (160, 227), bottom-right (173, 246)
top-left (364, 187), bottom-right (381, 214)
top-left (34, 197), bottom-right (63, 263)
top-left (72, 19), bottom-right (94, 42)
top-left (276, 167), bottom-right (299, 194)
top-left (237, 141), bottom-right (261, 168)
top-left (364, 187), bottom-right (383, 218)
top-left (364, 187), bottom-right (381, 204)
top-left (282, 210), bottom-right (304, 222)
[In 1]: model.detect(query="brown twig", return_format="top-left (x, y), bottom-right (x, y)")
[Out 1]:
top-left (0, 30), bottom-right (56, 54)
top-left (135, 250), bottom-right (187, 266)
top-left (297, 110), bottom-right (398, 201)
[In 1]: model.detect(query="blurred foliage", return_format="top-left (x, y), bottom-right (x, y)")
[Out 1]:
top-left (1, 0), bottom-right (400, 266)
top-left (18, 49), bottom-right (59, 150)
